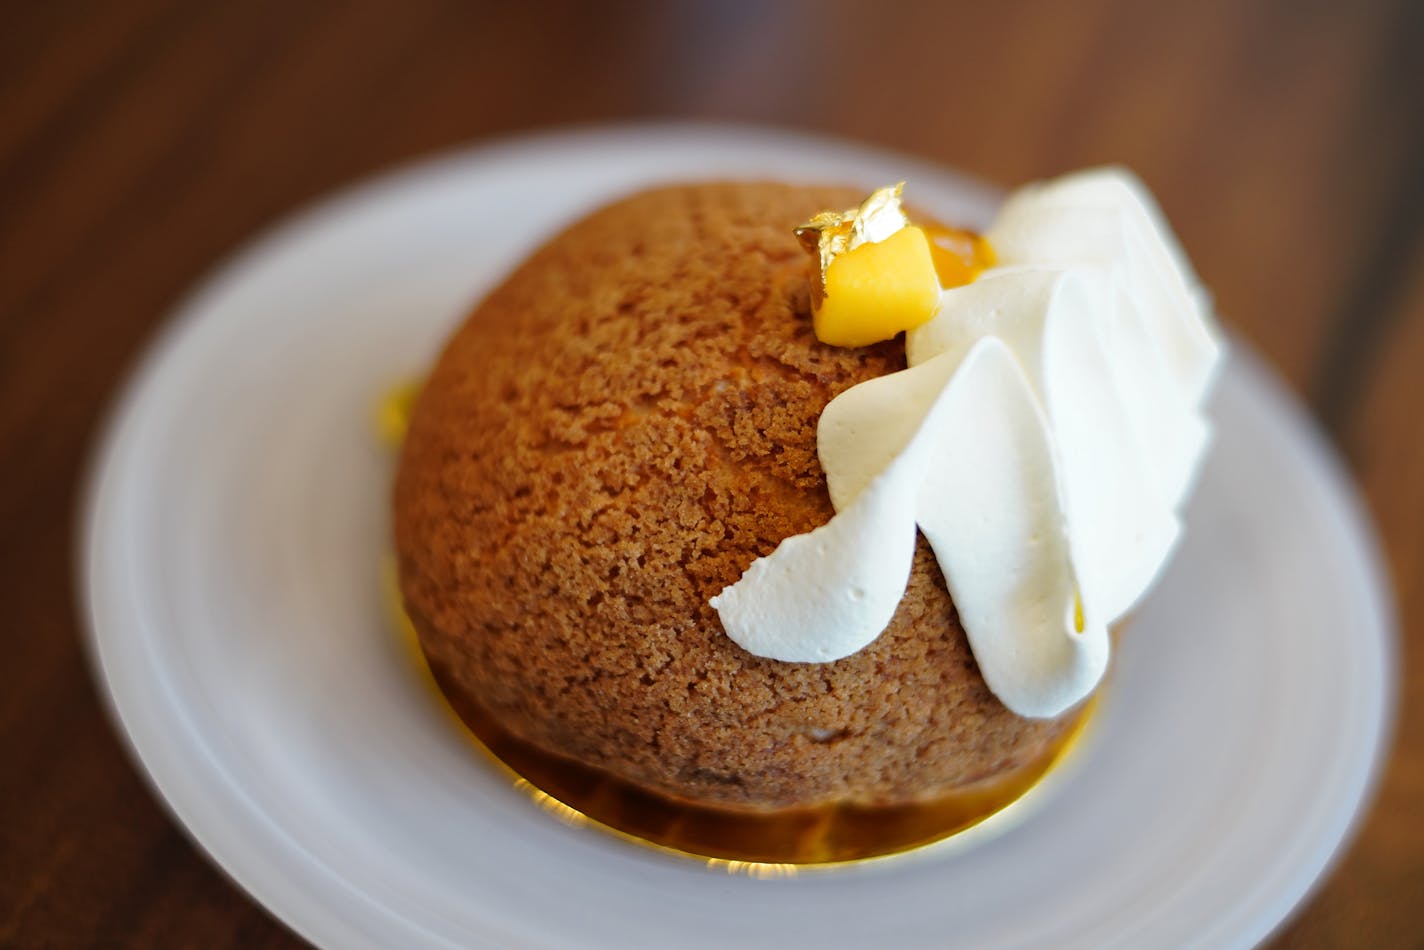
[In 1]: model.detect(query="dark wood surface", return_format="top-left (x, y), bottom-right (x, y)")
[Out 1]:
top-left (3, 1), bottom-right (1421, 945)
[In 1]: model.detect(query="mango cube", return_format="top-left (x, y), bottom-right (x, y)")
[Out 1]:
top-left (814, 225), bottom-right (942, 347)
top-left (924, 225), bottom-right (996, 288)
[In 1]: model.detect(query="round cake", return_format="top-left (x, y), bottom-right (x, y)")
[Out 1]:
top-left (393, 182), bottom-right (1079, 813)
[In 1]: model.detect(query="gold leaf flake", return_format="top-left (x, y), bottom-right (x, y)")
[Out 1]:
top-left (794, 183), bottom-right (909, 295)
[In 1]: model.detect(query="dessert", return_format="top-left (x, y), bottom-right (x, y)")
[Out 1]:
top-left (391, 172), bottom-right (1221, 863)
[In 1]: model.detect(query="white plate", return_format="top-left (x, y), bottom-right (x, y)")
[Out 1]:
top-left (82, 124), bottom-right (1397, 949)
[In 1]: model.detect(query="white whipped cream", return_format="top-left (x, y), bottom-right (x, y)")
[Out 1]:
top-left (710, 168), bottom-right (1223, 718)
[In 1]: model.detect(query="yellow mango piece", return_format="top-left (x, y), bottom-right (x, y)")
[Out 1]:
top-left (924, 225), bottom-right (996, 288)
top-left (814, 226), bottom-right (941, 347)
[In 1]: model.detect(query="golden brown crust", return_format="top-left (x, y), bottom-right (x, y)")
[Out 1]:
top-left (394, 182), bottom-right (1074, 809)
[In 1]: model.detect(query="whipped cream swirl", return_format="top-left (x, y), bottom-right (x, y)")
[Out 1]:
top-left (710, 168), bottom-right (1223, 718)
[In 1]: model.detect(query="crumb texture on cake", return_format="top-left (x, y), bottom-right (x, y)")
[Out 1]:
top-left (394, 182), bottom-right (1074, 809)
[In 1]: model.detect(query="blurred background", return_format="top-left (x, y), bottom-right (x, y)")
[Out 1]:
top-left (2, 0), bottom-right (1420, 945)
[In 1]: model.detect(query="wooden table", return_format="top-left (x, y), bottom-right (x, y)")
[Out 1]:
top-left (3, 1), bottom-right (1420, 945)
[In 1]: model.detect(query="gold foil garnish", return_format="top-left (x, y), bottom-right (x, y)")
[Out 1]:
top-left (795, 182), bottom-right (910, 295)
